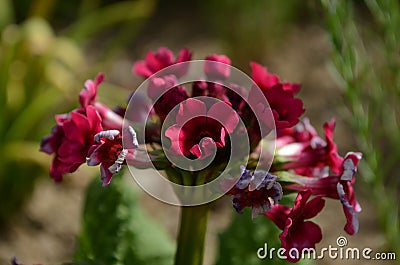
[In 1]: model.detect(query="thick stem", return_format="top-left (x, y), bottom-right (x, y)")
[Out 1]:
top-left (174, 204), bottom-right (211, 265)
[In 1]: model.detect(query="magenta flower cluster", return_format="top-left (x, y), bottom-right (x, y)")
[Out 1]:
top-left (40, 47), bottom-right (362, 262)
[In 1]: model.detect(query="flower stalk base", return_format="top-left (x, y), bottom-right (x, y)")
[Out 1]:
top-left (174, 204), bottom-right (211, 265)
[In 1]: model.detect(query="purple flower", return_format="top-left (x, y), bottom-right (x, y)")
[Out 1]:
top-left (225, 166), bottom-right (283, 218)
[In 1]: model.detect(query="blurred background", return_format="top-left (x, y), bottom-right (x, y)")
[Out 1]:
top-left (0, 0), bottom-right (398, 264)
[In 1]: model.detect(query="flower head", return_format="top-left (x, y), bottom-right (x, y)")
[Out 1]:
top-left (250, 61), bottom-right (300, 93)
top-left (249, 62), bottom-right (304, 130)
top-left (147, 75), bottom-right (189, 121)
top-left (265, 190), bottom-right (325, 262)
top-left (204, 54), bottom-right (231, 80)
top-left (79, 73), bottom-right (104, 108)
top-left (336, 152), bottom-right (362, 235)
top-left (87, 126), bottom-right (138, 186)
top-left (323, 119), bottom-right (344, 174)
top-left (133, 47), bottom-right (192, 78)
top-left (192, 81), bottom-right (229, 103)
top-left (40, 106), bottom-right (103, 182)
top-left (286, 152), bottom-right (362, 235)
top-left (276, 117), bottom-right (318, 146)
top-left (252, 84), bottom-right (304, 130)
top-left (165, 98), bottom-right (239, 159)
top-left (79, 73), bottom-right (124, 130)
top-left (225, 166), bottom-right (283, 218)
top-left (277, 119), bottom-right (343, 177)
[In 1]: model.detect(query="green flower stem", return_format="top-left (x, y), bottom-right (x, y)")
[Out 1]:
top-left (174, 204), bottom-right (211, 265)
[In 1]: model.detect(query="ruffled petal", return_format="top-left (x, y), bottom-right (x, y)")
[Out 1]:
top-left (165, 124), bottom-right (185, 156)
top-left (132, 60), bottom-right (153, 78)
top-left (176, 98), bottom-right (207, 126)
top-left (207, 101), bottom-right (239, 134)
top-left (250, 62), bottom-right (280, 89)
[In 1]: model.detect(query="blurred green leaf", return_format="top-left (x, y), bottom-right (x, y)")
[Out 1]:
top-left (0, 16), bottom-right (87, 225)
top-left (28, 0), bottom-right (57, 19)
top-left (74, 172), bottom-right (174, 265)
top-left (0, 0), bottom-right (14, 32)
top-left (0, 0), bottom-right (13, 31)
top-left (0, 161), bottom-right (41, 224)
top-left (64, 0), bottom-right (156, 43)
top-left (204, 0), bottom-right (304, 65)
top-left (62, 262), bottom-right (101, 265)
top-left (4, 141), bottom-right (49, 168)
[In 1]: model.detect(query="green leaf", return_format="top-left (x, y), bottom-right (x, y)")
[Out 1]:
top-left (274, 171), bottom-right (305, 184)
top-left (64, 0), bottom-right (156, 43)
top-left (215, 196), bottom-right (312, 265)
top-left (74, 172), bottom-right (174, 265)
top-left (62, 261), bottom-right (98, 265)
top-left (0, 161), bottom-right (41, 225)
top-left (0, 0), bottom-right (13, 31)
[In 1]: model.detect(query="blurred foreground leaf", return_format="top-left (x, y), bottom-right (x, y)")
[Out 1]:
top-left (75, 172), bottom-right (174, 265)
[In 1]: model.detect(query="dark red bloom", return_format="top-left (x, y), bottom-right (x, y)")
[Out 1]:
top-left (323, 119), bottom-right (344, 174)
top-left (249, 84), bottom-right (304, 130)
top-left (249, 62), bottom-right (304, 130)
top-left (87, 127), bottom-right (138, 186)
top-left (79, 73), bottom-right (104, 108)
top-left (165, 98), bottom-right (239, 159)
top-left (250, 61), bottom-right (300, 93)
top-left (40, 106), bottom-right (103, 182)
top-left (276, 117), bottom-right (318, 146)
top-left (79, 73), bottom-right (123, 130)
top-left (286, 152), bottom-right (362, 235)
top-left (336, 152), bottom-right (362, 235)
top-left (147, 75), bottom-right (189, 121)
top-left (251, 62), bottom-right (279, 89)
top-left (277, 119), bottom-right (344, 176)
top-left (87, 130), bottom-right (123, 186)
top-left (224, 166), bottom-right (283, 218)
top-left (204, 54), bottom-right (231, 80)
top-left (191, 81), bottom-right (229, 103)
top-left (265, 190), bottom-right (325, 262)
top-left (133, 47), bottom-right (192, 78)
